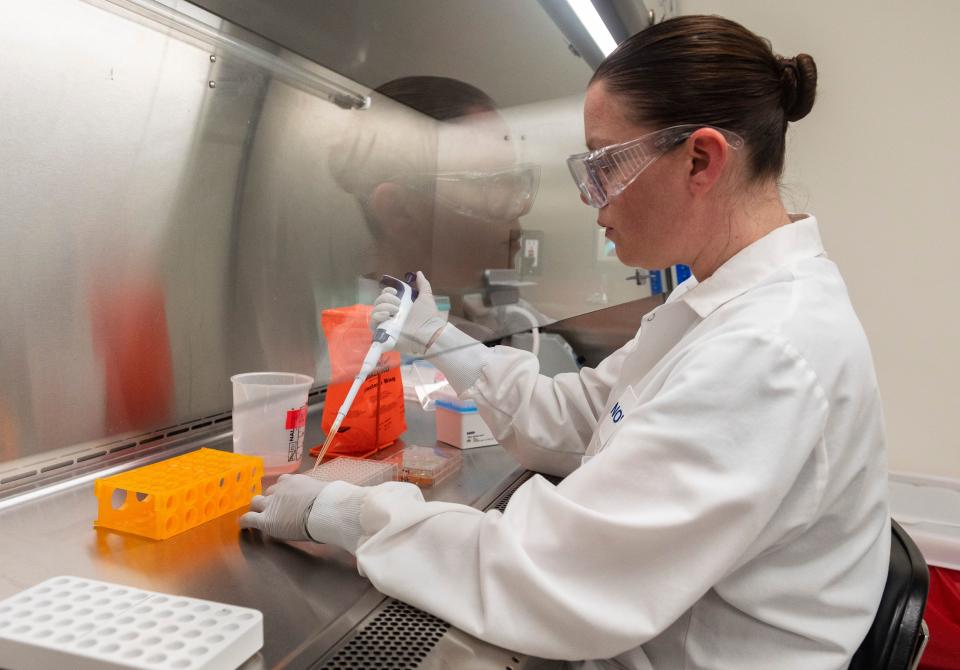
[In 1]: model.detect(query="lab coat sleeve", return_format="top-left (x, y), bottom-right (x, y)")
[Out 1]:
top-left (317, 329), bottom-right (829, 660)
top-left (427, 323), bottom-right (637, 477)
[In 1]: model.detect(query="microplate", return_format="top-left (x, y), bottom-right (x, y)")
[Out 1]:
top-left (308, 456), bottom-right (397, 487)
top-left (0, 575), bottom-right (263, 669)
top-left (399, 446), bottom-right (462, 487)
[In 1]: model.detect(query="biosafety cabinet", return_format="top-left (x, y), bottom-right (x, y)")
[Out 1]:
top-left (0, 0), bottom-right (660, 667)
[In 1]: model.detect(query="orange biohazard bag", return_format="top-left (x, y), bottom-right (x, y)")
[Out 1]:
top-left (318, 304), bottom-right (406, 458)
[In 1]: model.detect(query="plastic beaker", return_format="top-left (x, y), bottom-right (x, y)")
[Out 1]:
top-left (231, 372), bottom-right (313, 476)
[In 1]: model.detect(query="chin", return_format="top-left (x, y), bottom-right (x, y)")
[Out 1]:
top-left (614, 248), bottom-right (643, 268)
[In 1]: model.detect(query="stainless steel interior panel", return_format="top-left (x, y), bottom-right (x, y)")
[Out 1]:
top-left (1, 0), bottom-right (655, 474)
top-left (0, 0), bottom-right (428, 465)
top-left (2, 0), bottom-right (223, 460)
top-left (188, 0), bottom-right (594, 108)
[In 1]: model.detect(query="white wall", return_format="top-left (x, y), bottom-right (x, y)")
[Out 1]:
top-left (680, 0), bottom-right (960, 477)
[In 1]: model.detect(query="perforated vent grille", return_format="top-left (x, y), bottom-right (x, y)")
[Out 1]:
top-left (487, 472), bottom-right (533, 513)
top-left (317, 599), bottom-right (450, 669)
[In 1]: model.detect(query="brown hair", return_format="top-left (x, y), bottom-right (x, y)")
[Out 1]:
top-left (591, 15), bottom-right (817, 180)
top-left (375, 76), bottom-right (498, 121)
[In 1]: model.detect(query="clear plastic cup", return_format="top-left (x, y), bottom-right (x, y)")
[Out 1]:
top-left (230, 372), bottom-right (314, 476)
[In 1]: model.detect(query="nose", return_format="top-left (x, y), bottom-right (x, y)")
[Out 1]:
top-left (579, 191), bottom-right (589, 206)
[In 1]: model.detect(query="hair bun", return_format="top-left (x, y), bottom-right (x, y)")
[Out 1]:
top-left (778, 53), bottom-right (817, 122)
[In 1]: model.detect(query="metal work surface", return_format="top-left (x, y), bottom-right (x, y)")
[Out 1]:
top-left (0, 404), bottom-right (527, 668)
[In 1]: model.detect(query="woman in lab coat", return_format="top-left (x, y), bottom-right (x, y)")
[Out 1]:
top-left (241, 15), bottom-right (889, 669)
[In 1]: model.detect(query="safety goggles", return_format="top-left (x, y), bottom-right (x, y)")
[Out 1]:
top-left (567, 125), bottom-right (744, 208)
top-left (432, 163), bottom-right (540, 222)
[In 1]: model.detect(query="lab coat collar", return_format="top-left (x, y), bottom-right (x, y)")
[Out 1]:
top-left (680, 215), bottom-right (823, 319)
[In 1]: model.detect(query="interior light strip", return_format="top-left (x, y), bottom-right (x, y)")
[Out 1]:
top-left (565, 0), bottom-right (619, 56)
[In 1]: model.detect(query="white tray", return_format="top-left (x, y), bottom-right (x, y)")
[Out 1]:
top-left (0, 576), bottom-right (263, 669)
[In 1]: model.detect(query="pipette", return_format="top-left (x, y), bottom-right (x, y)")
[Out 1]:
top-left (311, 274), bottom-right (417, 470)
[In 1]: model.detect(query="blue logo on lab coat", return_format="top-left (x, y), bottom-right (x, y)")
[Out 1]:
top-left (610, 402), bottom-right (624, 423)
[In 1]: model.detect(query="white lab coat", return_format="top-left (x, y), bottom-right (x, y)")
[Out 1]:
top-left (308, 215), bottom-right (890, 669)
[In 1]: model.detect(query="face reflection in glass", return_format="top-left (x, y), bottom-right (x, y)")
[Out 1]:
top-left (432, 164), bottom-right (539, 223)
top-left (425, 112), bottom-right (538, 292)
top-left (333, 87), bottom-right (539, 299)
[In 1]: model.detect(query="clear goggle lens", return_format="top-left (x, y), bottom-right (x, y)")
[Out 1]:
top-left (433, 163), bottom-right (541, 221)
top-left (567, 125), bottom-right (743, 208)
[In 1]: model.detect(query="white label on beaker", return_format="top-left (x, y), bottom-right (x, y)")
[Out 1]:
top-left (285, 405), bottom-right (308, 462)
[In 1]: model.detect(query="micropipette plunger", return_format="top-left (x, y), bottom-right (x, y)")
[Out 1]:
top-left (312, 274), bottom-right (417, 469)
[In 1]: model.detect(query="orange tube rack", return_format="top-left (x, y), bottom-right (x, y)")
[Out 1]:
top-left (94, 448), bottom-right (263, 540)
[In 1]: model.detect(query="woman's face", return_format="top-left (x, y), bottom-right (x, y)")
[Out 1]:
top-left (582, 82), bottom-right (695, 269)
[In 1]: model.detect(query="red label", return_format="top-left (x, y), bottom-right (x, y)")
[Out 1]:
top-left (285, 405), bottom-right (307, 430)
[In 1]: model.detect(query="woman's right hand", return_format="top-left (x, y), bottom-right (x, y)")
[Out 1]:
top-left (370, 271), bottom-right (447, 356)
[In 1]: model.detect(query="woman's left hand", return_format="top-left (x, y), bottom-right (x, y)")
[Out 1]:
top-left (239, 474), bottom-right (329, 542)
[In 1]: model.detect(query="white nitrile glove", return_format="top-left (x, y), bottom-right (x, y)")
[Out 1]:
top-left (239, 474), bottom-right (329, 542)
top-left (369, 271), bottom-right (447, 356)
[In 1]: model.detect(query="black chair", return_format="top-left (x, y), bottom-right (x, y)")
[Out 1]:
top-left (849, 520), bottom-right (930, 670)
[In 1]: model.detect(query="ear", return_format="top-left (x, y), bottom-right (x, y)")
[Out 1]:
top-left (687, 128), bottom-right (731, 195)
top-left (369, 182), bottom-right (432, 237)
